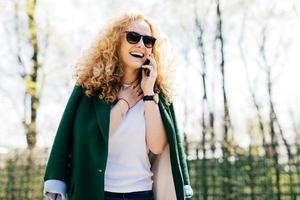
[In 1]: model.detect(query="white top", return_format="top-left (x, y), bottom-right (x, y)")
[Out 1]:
top-left (104, 99), bottom-right (154, 192)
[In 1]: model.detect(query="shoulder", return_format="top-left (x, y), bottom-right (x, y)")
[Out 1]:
top-left (72, 84), bottom-right (84, 95)
top-left (67, 83), bottom-right (86, 102)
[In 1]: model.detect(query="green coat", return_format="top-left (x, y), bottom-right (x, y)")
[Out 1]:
top-left (44, 85), bottom-right (191, 200)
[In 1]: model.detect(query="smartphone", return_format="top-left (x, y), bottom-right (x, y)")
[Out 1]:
top-left (138, 59), bottom-right (150, 81)
top-left (143, 59), bottom-right (150, 76)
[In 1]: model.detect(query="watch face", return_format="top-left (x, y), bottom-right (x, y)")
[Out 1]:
top-left (154, 94), bottom-right (159, 104)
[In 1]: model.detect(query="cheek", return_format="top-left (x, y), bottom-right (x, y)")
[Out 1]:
top-left (119, 43), bottom-right (130, 60)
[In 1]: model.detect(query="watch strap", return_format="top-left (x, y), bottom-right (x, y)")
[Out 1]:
top-left (143, 95), bottom-right (155, 101)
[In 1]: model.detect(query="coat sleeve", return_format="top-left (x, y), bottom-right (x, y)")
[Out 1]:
top-left (44, 84), bottom-right (83, 183)
top-left (168, 102), bottom-right (192, 186)
top-left (168, 102), bottom-right (194, 198)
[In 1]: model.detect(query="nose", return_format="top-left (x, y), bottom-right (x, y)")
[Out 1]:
top-left (136, 37), bottom-right (146, 48)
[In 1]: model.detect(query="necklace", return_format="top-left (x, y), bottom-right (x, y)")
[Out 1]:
top-left (122, 78), bottom-right (138, 88)
top-left (122, 83), bottom-right (131, 89)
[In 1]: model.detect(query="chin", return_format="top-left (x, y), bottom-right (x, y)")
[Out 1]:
top-left (130, 62), bottom-right (143, 69)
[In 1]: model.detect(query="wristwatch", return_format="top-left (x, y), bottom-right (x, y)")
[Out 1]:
top-left (143, 93), bottom-right (159, 104)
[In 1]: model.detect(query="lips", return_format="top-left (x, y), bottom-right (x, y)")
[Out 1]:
top-left (129, 51), bottom-right (144, 58)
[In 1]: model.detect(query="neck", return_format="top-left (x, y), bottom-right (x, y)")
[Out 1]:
top-left (122, 68), bottom-right (139, 85)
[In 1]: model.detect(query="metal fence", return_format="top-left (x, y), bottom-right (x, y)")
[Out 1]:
top-left (0, 148), bottom-right (48, 200)
top-left (188, 142), bottom-right (300, 200)
top-left (0, 143), bottom-right (299, 200)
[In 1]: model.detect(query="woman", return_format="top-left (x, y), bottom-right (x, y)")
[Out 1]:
top-left (43, 11), bottom-right (193, 200)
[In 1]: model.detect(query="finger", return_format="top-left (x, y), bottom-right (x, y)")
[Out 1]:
top-left (146, 54), bottom-right (157, 69)
top-left (142, 65), bottom-right (153, 72)
top-left (141, 65), bottom-right (151, 69)
top-left (141, 66), bottom-right (146, 77)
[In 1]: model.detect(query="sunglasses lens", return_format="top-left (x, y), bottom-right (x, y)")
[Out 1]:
top-left (125, 31), bottom-right (156, 48)
top-left (143, 36), bottom-right (156, 48)
top-left (126, 32), bottom-right (141, 44)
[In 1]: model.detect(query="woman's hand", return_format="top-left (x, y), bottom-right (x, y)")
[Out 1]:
top-left (140, 53), bottom-right (157, 95)
top-left (118, 79), bottom-right (143, 110)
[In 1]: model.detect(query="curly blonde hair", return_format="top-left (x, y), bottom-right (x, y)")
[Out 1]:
top-left (73, 11), bottom-right (176, 106)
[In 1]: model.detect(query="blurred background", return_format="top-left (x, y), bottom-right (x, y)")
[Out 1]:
top-left (0, 0), bottom-right (300, 199)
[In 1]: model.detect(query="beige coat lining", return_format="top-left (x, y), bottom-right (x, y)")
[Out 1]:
top-left (149, 144), bottom-right (177, 200)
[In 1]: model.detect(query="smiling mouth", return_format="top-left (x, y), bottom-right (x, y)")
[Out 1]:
top-left (130, 52), bottom-right (144, 58)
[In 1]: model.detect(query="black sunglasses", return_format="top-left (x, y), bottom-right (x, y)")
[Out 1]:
top-left (125, 31), bottom-right (156, 48)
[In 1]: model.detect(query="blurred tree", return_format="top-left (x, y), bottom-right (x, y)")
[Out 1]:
top-left (10, 0), bottom-right (48, 150)
top-left (23, 0), bottom-right (39, 149)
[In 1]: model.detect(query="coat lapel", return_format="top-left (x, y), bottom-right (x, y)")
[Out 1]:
top-left (92, 96), bottom-right (111, 145)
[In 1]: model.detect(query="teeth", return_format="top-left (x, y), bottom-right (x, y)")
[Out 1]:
top-left (130, 52), bottom-right (144, 58)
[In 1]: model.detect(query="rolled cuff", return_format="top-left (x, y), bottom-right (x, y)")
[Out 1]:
top-left (184, 185), bottom-right (193, 198)
top-left (43, 179), bottom-right (67, 200)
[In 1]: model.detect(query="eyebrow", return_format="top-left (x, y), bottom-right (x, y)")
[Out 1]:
top-left (127, 31), bottom-right (152, 36)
